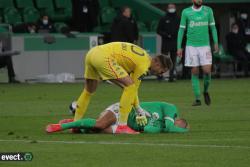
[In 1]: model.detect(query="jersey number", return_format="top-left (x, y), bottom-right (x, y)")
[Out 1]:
top-left (122, 43), bottom-right (145, 56)
top-left (131, 45), bottom-right (145, 56)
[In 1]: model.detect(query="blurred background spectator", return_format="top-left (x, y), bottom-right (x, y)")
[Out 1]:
top-left (236, 11), bottom-right (250, 43)
top-left (111, 6), bottom-right (138, 43)
top-left (0, 40), bottom-right (19, 83)
top-left (226, 23), bottom-right (250, 77)
top-left (71, 0), bottom-right (99, 32)
top-left (13, 23), bottom-right (37, 33)
top-left (37, 15), bottom-right (55, 33)
top-left (157, 3), bottom-right (179, 82)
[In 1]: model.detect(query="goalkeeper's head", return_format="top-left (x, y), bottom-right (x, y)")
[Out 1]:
top-left (174, 118), bottom-right (189, 129)
top-left (192, 0), bottom-right (203, 7)
top-left (150, 54), bottom-right (173, 76)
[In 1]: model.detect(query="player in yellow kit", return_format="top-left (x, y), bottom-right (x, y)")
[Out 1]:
top-left (73, 42), bottom-right (172, 134)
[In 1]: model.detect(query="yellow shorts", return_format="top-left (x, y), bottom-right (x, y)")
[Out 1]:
top-left (84, 47), bottom-right (128, 80)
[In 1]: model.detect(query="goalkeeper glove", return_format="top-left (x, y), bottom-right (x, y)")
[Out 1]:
top-left (135, 106), bottom-right (151, 126)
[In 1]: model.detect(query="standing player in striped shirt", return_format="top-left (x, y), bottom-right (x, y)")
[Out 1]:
top-left (177, 0), bottom-right (219, 106)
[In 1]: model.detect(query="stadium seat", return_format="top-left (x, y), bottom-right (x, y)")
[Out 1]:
top-left (3, 9), bottom-right (22, 26)
top-left (48, 9), bottom-right (72, 22)
top-left (54, 0), bottom-right (72, 9)
top-left (0, 0), bottom-right (15, 9)
top-left (35, 0), bottom-right (54, 9)
top-left (213, 44), bottom-right (234, 62)
top-left (0, 0), bottom-right (16, 19)
top-left (15, 0), bottom-right (34, 9)
top-left (137, 21), bottom-right (148, 32)
top-left (150, 20), bottom-right (158, 32)
top-left (213, 44), bottom-right (237, 77)
top-left (34, 0), bottom-right (54, 19)
top-left (0, 24), bottom-right (10, 32)
top-left (53, 0), bottom-right (72, 21)
top-left (98, 0), bottom-right (111, 8)
top-left (93, 24), bottom-right (111, 33)
top-left (22, 7), bottom-right (40, 23)
top-left (54, 22), bottom-right (67, 32)
top-left (35, 0), bottom-right (71, 22)
top-left (100, 7), bottom-right (116, 24)
top-left (3, 7), bottom-right (18, 14)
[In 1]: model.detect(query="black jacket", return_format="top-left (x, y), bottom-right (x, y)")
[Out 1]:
top-left (72, 0), bottom-right (99, 32)
top-left (236, 18), bottom-right (250, 36)
top-left (226, 32), bottom-right (246, 54)
top-left (111, 15), bottom-right (138, 43)
top-left (157, 12), bottom-right (180, 53)
top-left (37, 20), bottom-right (55, 33)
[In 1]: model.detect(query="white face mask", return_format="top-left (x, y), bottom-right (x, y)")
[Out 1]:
top-left (168, 8), bottom-right (176, 13)
top-left (43, 19), bottom-right (48, 25)
top-left (241, 14), bottom-right (248, 20)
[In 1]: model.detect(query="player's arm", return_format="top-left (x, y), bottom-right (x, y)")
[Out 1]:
top-left (130, 69), bottom-right (151, 126)
top-left (143, 125), bottom-right (162, 134)
top-left (161, 103), bottom-right (188, 133)
top-left (161, 102), bottom-right (178, 119)
top-left (177, 10), bottom-right (187, 51)
top-left (131, 69), bottom-right (151, 116)
top-left (209, 8), bottom-right (219, 51)
top-left (163, 118), bottom-right (188, 133)
top-left (130, 68), bottom-right (144, 108)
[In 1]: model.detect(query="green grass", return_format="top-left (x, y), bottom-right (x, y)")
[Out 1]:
top-left (0, 79), bottom-right (250, 167)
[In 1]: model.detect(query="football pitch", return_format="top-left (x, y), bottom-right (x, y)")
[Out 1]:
top-left (0, 79), bottom-right (250, 167)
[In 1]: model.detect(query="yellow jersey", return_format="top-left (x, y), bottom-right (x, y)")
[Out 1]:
top-left (99, 42), bottom-right (151, 80)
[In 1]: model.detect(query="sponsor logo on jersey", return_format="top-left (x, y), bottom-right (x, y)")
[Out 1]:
top-left (189, 21), bottom-right (208, 28)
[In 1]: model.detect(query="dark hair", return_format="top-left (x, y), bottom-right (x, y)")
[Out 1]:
top-left (156, 54), bottom-right (173, 70)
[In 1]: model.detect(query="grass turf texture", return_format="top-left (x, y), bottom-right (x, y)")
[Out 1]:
top-left (0, 79), bottom-right (250, 167)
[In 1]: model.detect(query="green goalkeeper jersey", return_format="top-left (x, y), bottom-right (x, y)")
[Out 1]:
top-left (127, 102), bottom-right (178, 131)
top-left (177, 5), bottom-right (218, 49)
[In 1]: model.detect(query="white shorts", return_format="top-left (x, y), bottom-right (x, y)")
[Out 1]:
top-left (185, 46), bottom-right (212, 67)
top-left (104, 103), bottom-right (120, 133)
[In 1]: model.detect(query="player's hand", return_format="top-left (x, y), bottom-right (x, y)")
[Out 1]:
top-left (177, 49), bottom-right (183, 58)
top-left (136, 106), bottom-right (151, 118)
top-left (214, 43), bottom-right (219, 53)
top-left (136, 115), bottom-right (147, 126)
top-left (135, 106), bottom-right (151, 126)
top-left (176, 56), bottom-right (182, 65)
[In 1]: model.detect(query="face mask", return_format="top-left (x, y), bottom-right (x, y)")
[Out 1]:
top-left (241, 14), bottom-right (248, 20)
top-left (43, 19), bottom-right (48, 25)
top-left (232, 29), bottom-right (239, 34)
top-left (168, 8), bottom-right (176, 13)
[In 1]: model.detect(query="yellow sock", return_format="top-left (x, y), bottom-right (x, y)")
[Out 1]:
top-left (74, 89), bottom-right (92, 121)
top-left (119, 84), bottom-right (137, 124)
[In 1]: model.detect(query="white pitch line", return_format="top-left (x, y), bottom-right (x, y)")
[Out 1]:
top-left (0, 139), bottom-right (250, 150)
top-left (142, 138), bottom-right (250, 142)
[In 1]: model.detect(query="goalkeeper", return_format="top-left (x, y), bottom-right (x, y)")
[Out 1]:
top-left (46, 102), bottom-right (189, 134)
